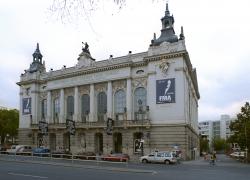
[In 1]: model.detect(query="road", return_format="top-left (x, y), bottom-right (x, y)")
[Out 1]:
top-left (0, 154), bottom-right (249, 180)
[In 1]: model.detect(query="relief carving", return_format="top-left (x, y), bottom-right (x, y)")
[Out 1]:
top-left (79, 85), bottom-right (90, 95)
top-left (132, 78), bottom-right (147, 90)
top-left (95, 83), bottom-right (107, 92)
top-left (112, 80), bottom-right (126, 93)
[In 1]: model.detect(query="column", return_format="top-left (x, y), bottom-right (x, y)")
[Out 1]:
top-left (59, 89), bottom-right (65, 123)
top-left (47, 91), bottom-right (52, 123)
top-left (89, 84), bottom-right (95, 122)
top-left (126, 79), bottom-right (132, 120)
top-left (74, 86), bottom-right (79, 122)
top-left (107, 81), bottom-right (112, 119)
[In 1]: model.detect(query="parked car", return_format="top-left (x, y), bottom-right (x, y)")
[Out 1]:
top-left (6, 145), bottom-right (32, 155)
top-left (230, 151), bottom-right (245, 159)
top-left (51, 149), bottom-right (72, 158)
top-left (101, 153), bottom-right (129, 162)
top-left (33, 147), bottom-right (50, 157)
top-left (74, 152), bottom-right (96, 160)
top-left (140, 151), bottom-right (176, 164)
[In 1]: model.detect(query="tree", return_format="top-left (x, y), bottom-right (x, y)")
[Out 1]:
top-left (228, 102), bottom-right (250, 152)
top-left (0, 109), bottom-right (19, 144)
top-left (49, 0), bottom-right (126, 22)
top-left (199, 136), bottom-right (209, 154)
top-left (212, 137), bottom-right (228, 152)
top-left (49, 0), bottom-right (162, 23)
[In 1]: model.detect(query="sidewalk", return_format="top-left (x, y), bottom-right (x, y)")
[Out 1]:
top-left (182, 154), bottom-right (250, 167)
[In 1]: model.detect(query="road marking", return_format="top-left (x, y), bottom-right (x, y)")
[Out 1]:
top-left (8, 172), bottom-right (48, 179)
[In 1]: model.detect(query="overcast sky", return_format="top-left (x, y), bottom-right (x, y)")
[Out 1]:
top-left (0, 0), bottom-right (249, 121)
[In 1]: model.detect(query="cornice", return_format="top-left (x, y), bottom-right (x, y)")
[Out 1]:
top-left (143, 51), bottom-right (187, 62)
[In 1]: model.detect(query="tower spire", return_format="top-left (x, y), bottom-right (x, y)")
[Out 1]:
top-left (150, 2), bottom-right (178, 46)
top-left (165, 3), bottom-right (170, 16)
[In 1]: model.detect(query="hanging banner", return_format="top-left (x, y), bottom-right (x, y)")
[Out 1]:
top-left (22, 98), bottom-right (31, 114)
top-left (66, 119), bottom-right (76, 135)
top-left (38, 121), bottom-right (48, 135)
top-left (106, 118), bottom-right (113, 135)
top-left (156, 78), bottom-right (175, 104)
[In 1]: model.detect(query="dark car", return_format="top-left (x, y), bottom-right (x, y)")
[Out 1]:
top-left (51, 149), bottom-right (72, 158)
top-left (74, 152), bottom-right (96, 160)
top-left (33, 147), bottom-right (50, 157)
top-left (101, 153), bottom-right (129, 162)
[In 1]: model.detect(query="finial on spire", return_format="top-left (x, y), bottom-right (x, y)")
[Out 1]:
top-left (179, 26), bottom-right (185, 40)
top-left (165, 3), bottom-right (170, 16)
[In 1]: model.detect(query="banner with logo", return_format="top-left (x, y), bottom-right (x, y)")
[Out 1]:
top-left (22, 98), bottom-right (31, 114)
top-left (156, 78), bottom-right (175, 104)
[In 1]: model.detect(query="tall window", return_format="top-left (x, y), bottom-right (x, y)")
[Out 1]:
top-left (67, 96), bottom-right (74, 119)
top-left (114, 90), bottom-right (126, 113)
top-left (53, 98), bottom-right (60, 123)
top-left (97, 92), bottom-right (107, 121)
top-left (41, 99), bottom-right (47, 120)
top-left (114, 90), bottom-right (126, 120)
top-left (81, 94), bottom-right (90, 122)
top-left (134, 87), bottom-right (147, 120)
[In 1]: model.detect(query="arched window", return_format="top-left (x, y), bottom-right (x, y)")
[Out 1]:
top-left (114, 90), bottom-right (126, 113)
top-left (134, 87), bottom-right (147, 120)
top-left (53, 98), bottom-right (60, 123)
top-left (67, 96), bottom-right (74, 119)
top-left (41, 99), bottom-right (47, 120)
top-left (114, 89), bottom-right (126, 120)
top-left (81, 94), bottom-right (90, 122)
top-left (97, 92), bottom-right (107, 121)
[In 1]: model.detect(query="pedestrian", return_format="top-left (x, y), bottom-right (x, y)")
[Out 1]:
top-left (210, 154), bottom-right (215, 165)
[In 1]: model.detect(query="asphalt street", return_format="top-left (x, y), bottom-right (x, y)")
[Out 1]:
top-left (0, 154), bottom-right (249, 180)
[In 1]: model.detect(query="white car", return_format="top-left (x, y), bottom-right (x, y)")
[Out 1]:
top-left (7, 145), bottom-right (32, 155)
top-left (230, 151), bottom-right (245, 158)
top-left (140, 151), bottom-right (177, 164)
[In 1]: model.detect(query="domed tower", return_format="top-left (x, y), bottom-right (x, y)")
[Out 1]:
top-left (151, 3), bottom-right (179, 46)
top-left (28, 43), bottom-right (45, 73)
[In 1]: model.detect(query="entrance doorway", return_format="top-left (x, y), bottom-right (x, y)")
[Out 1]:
top-left (95, 133), bottom-right (103, 154)
top-left (113, 132), bottom-right (122, 153)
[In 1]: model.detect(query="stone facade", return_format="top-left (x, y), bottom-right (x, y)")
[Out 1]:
top-left (17, 3), bottom-right (200, 160)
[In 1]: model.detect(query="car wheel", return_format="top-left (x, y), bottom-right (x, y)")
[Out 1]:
top-left (164, 160), bottom-right (170, 165)
top-left (142, 159), bottom-right (148, 163)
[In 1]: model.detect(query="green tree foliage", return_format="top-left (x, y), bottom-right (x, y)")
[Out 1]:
top-left (212, 138), bottom-right (228, 152)
top-left (200, 136), bottom-right (209, 153)
top-left (0, 109), bottom-right (19, 144)
top-left (228, 102), bottom-right (250, 152)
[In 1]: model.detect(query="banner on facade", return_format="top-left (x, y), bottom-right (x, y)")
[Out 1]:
top-left (66, 119), bottom-right (76, 135)
top-left (106, 118), bottom-right (113, 135)
top-left (134, 139), bottom-right (144, 153)
top-left (22, 97), bottom-right (31, 114)
top-left (156, 78), bottom-right (175, 104)
top-left (38, 121), bottom-right (48, 135)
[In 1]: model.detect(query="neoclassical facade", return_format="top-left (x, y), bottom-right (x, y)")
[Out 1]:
top-left (17, 4), bottom-right (200, 160)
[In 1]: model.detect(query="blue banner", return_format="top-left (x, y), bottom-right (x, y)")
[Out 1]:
top-left (156, 78), bottom-right (175, 104)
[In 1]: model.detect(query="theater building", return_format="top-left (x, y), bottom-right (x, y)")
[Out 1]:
top-left (17, 4), bottom-right (200, 160)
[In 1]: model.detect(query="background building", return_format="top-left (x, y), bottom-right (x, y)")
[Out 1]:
top-left (17, 4), bottom-right (200, 160)
top-left (199, 114), bottom-right (235, 150)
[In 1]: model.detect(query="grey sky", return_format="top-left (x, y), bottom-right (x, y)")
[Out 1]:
top-left (0, 0), bottom-right (249, 121)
